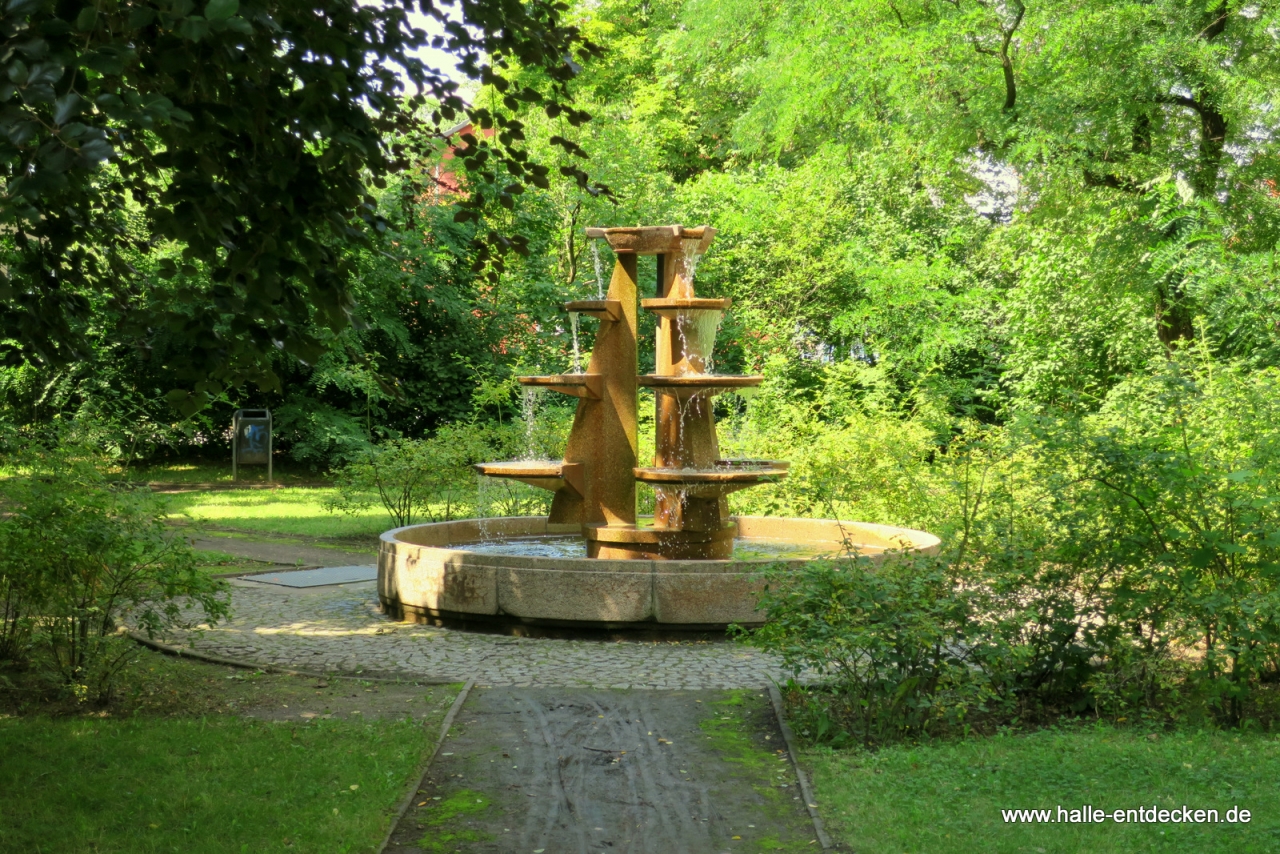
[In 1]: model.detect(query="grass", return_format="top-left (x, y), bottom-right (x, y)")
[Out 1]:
top-left (0, 653), bottom-right (461, 854)
top-left (165, 487), bottom-right (392, 539)
top-left (163, 484), bottom-right (520, 541)
top-left (123, 459), bottom-right (327, 486)
top-left (1, 715), bottom-right (429, 853)
top-left (807, 723), bottom-right (1280, 853)
top-left (191, 548), bottom-right (278, 577)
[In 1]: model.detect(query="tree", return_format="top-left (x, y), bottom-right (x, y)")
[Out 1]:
top-left (656, 0), bottom-right (1279, 406)
top-left (0, 0), bottom-right (604, 409)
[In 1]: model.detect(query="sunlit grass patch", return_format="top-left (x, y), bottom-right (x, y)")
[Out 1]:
top-left (0, 653), bottom-right (462, 854)
top-left (124, 459), bottom-right (326, 486)
top-left (808, 724), bottom-right (1280, 853)
top-left (165, 487), bottom-right (390, 538)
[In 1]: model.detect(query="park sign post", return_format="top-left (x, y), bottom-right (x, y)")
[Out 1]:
top-left (232, 409), bottom-right (272, 483)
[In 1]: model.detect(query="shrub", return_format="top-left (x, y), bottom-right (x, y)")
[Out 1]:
top-left (1070, 358), bottom-right (1280, 725)
top-left (748, 354), bottom-right (1280, 741)
top-left (0, 448), bottom-right (230, 703)
top-left (719, 359), bottom-right (939, 526)
top-left (327, 431), bottom-right (489, 527)
top-left (326, 409), bottom-right (571, 527)
top-left (749, 553), bottom-right (999, 745)
top-left (0, 541), bottom-right (36, 666)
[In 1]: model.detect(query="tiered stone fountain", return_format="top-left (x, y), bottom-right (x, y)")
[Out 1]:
top-left (379, 226), bottom-right (938, 633)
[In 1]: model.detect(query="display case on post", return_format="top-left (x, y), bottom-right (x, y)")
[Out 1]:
top-left (231, 408), bottom-right (272, 483)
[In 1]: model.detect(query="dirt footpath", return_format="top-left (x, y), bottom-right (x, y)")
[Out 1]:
top-left (386, 687), bottom-right (819, 854)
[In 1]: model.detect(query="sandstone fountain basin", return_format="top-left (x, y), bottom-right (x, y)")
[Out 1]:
top-left (379, 225), bottom-right (940, 633)
top-left (379, 515), bottom-right (939, 632)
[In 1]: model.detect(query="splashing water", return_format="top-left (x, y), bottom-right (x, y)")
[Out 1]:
top-left (591, 241), bottom-right (605, 299)
top-left (655, 485), bottom-right (689, 523)
top-left (475, 472), bottom-right (498, 539)
top-left (681, 239), bottom-right (704, 287)
top-left (521, 387), bottom-right (541, 460)
top-left (657, 388), bottom-right (711, 463)
top-left (569, 311), bottom-right (582, 374)
top-left (673, 310), bottom-right (723, 375)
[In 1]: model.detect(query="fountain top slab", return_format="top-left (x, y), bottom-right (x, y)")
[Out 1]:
top-left (585, 225), bottom-right (716, 255)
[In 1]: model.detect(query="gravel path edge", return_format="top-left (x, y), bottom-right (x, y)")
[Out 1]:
top-left (376, 679), bottom-right (476, 854)
top-left (125, 628), bottom-right (460, 685)
top-left (769, 682), bottom-right (836, 851)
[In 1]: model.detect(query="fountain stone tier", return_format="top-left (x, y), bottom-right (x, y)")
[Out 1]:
top-left (379, 224), bottom-right (940, 632)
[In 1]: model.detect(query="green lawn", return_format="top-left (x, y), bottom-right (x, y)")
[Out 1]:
top-left (808, 724), bottom-right (1280, 853)
top-left (191, 548), bottom-right (279, 576)
top-left (166, 487), bottom-right (392, 539)
top-left (124, 459), bottom-right (325, 486)
top-left (0, 656), bottom-right (461, 854)
top-left (0, 716), bottom-right (431, 853)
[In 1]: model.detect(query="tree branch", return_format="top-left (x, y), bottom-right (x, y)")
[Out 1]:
top-left (1156, 93), bottom-right (1202, 114)
top-left (1200, 0), bottom-right (1229, 40)
top-left (888, 0), bottom-right (908, 28)
top-left (1155, 91), bottom-right (1228, 196)
top-left (999, 1), bottom-right (1025, 112)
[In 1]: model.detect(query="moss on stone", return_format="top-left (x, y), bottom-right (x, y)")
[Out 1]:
top-left (416, 788), bottom-right (494, 852)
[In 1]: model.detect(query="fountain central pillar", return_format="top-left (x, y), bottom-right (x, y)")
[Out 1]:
top-left (551, 252), bottom-right (639, 526)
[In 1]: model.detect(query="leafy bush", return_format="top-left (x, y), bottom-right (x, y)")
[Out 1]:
top-left (747, 354), bottom-right (1280, 741)
top-left (273, 400), bottom-right (375, 469)
top-left (327, 408), bottom-right (572, 526)
top-left (719, 357), bottom-right (939, 525)
top-left (0, 448), bottom-right (230, 702)
top-left (328, 431), bottom-right (489, 527)
top-left (750, 553), bottom-right (996, 745)
top-left (1070, 358), bottom-right (1280, 724)
top-left (0, 545), bottom-right (35, 666)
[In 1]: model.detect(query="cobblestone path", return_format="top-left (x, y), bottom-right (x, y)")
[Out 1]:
top-left (160, 576), bottom-right (797, 689)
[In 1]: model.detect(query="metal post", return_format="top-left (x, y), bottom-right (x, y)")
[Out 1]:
top-left (267, 409), bottom-right (273, 484)
top-left (232, 410), bottom-right (240, 482)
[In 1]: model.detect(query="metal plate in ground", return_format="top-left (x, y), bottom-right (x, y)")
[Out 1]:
top-left (244, 565), bottom-right (377, 588)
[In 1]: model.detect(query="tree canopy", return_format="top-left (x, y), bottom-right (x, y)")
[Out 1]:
top-left (1, 0), bottom-right (1277, 457)
top-left (1, 0), bottom-right (601, 409)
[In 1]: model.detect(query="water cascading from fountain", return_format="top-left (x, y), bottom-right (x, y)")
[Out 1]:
top-left (681, 234), bottom-right (704, 283)
top-left (569, 311), bottom-right (582, 374)
top-left (672, 310), bottom-right (722, 376)
top-left (474, 469), bottom-right (499, 540)
top-left (591, 241), bottom-right (605, 300)
top-left (520, 386), bottom-right (542, 461)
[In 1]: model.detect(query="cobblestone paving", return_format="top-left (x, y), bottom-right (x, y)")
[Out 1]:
top-left (159, 579), bottom-right (796, 689)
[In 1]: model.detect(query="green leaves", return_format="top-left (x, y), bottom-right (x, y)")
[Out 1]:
top-left (74, 6), bottom-right (96, 31)
top-left (51, 92), bottom-right (80, 124)
top-left (0, 441), bottom-right (229, 700)
top-left (204, 0), bottom-right (237, 21)
top-left (750, 552), bottom-right (989, 744)
top-left (0, 0), bottom-right (605, 404)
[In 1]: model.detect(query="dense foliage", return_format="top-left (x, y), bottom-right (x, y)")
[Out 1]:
top-left (1, 0), bottom-right (603, 405)
top-left (742, 353), bottom-right (1280, 739)
top-left (0, 441), bottom-right (228, 702)
top-left (2, 0), bottom-right (1279, 734)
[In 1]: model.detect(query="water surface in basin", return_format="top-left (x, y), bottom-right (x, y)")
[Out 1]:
top-left (455, 535), bottom-right (837, 561)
